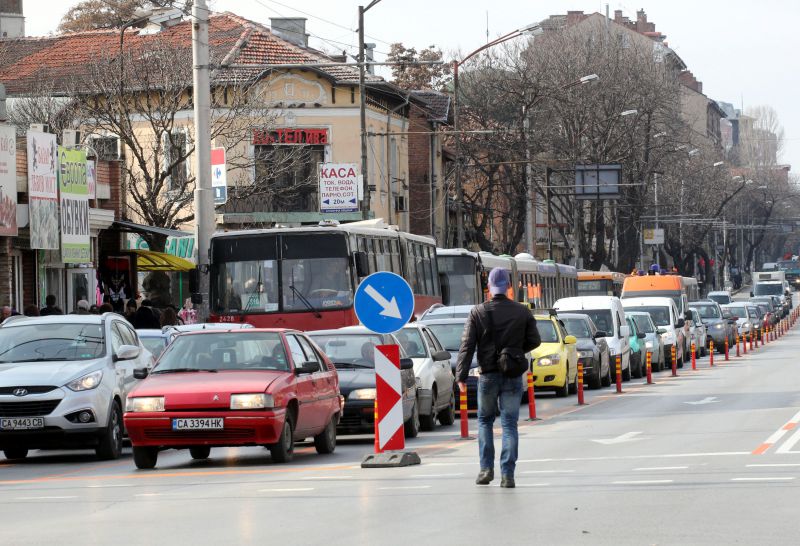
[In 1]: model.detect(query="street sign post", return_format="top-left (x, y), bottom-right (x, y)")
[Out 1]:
top-left (319, 163), bottom-right (359, 213)
top-left (211, 147), bottom-right (227, 205)
top-left (356, 271), bottom-right (420, 468)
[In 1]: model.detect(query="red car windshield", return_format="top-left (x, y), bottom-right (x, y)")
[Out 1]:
top-left (154, 332), bottom-right (289, 372)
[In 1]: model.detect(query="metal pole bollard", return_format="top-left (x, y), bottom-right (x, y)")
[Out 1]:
top-left (459, 385), bottom-right (470, 439)
top-left (526, 370), bottom-right (539, 421)
top-left (671, 345), bottom-right (677, 376)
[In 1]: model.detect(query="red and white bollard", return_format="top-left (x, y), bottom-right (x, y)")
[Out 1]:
top-left (615, 355), bottom-right (623, 394)
top-left (750, 331), bottom-right (755, 351)
top-left (373, 345), bottom-right (405, 453)
top-left (646, 350), bottom-right (653, 385)
top-left (577, 362), bottom-right (585, 405)
top-left (709, 340), bottom-right (714, 367)
top-left (691, 342), bottom-right (697, 371)
top-left (526, 370), bottom-right (539, 421)
top-left (736, 334), bottom-right (741, 357)
top-left (724, 337), bottom-right (729, 361)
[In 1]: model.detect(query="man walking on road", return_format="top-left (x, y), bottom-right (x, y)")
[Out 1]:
top-left (456, 268), bottom-right (540, 488)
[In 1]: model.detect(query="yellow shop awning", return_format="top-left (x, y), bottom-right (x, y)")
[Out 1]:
top-left (129, 250), bottom-right (195, 272)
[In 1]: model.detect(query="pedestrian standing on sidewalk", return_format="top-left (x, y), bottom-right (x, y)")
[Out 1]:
top-left (455, 267), bottom-right (540, 488)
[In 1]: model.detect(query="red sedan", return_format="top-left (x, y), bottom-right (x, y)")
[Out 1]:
top-left (124, 328), bottom-right (341, 469)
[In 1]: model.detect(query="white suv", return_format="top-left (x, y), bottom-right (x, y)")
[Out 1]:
top-left (398, 324), bottom-right (456, 431)
top-left (0, 314), bottom-right (153, 461)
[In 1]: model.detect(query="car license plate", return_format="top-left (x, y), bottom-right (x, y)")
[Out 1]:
top-left (0, 417), bottom-right (45, 430)
top-left (172, 417), bottom-right (224, 430)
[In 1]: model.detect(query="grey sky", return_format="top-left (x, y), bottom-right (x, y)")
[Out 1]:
top-left (25, 0), bottom-right (800, 171)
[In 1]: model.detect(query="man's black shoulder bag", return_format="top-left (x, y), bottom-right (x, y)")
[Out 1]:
top-left (484, 302), bottom-right (529, 378)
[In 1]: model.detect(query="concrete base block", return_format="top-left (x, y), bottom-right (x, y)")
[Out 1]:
top-left (361, 450), bottom-right (421, 468)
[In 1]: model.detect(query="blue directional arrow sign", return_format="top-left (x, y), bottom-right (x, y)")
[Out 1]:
top-left (354, 272), bottom-right (415, 334)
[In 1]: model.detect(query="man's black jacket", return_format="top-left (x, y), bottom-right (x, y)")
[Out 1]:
top-left (455, 295), bottom-right (541, 382)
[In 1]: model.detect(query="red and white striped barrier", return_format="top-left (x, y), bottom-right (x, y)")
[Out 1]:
top-left (374, 345), bottom-right (405, 453)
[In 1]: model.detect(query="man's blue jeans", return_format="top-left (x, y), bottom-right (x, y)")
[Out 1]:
top-left (477, 372), bottom-right (523, 477)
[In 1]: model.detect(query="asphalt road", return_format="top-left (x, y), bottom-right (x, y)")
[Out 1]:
top-left (3, 297), bottom-right (799, 545)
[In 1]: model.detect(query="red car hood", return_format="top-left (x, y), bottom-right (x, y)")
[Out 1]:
top-left (130, 370), bottom-right (287, 411)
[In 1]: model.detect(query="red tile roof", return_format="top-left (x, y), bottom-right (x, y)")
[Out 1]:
top-left (0, 11), bottom-right (377, 96)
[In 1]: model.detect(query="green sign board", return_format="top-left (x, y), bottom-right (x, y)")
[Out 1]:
top-left (58, 147), bottom-right (90, 264)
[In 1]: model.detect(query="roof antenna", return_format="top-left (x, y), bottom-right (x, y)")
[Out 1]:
top-left (486, 11), bottom-right (489, 41)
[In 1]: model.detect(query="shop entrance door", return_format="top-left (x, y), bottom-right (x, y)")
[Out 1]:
top-left (66, 269), bottom-right (96, 313)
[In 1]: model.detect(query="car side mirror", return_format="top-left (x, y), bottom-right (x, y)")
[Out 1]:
top-left (676, 318), bottom-right (685, 328)
top-left (684, 311), bottom-right (692, 321)
top-left (433, 350), bottom-right (451, 362)
top-left (294, 361), bottom-right (318, 375)
top-left (400, 358), bottom-right (414, 370)
top-left (594, 331), bottom-right (607, 339)
top-left (637, 332), bottom-right (646, 339)
top-left (619, 325), bottom-right (630, 338)
top-left (564, 335), bottom-right (577, 344)
top-left (133, 368), bottom-right (149, 379)
top-left (657, 327), bottom-right (667, 334)
top-left (114, 344), bottom-right (141, 362)
top-left (353, 251), bottom-right (369, 278)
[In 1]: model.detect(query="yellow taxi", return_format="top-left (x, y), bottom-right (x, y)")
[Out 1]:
top-left (529, 312), bottom-right (578, 397)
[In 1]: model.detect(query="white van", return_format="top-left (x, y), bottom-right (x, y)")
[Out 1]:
top-left (553, 296), bottom-right (632, 380)
top-left (622, 297), bottom-right (685, 368)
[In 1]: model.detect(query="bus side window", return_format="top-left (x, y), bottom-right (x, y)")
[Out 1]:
top-left (421, 245), bottom-right (433, 295)
top-left (375, 239), bottom-right (387, 272)
top-left (391, 239), bottom-right (401, 274)
top-left (406, 242), bottom-right (418, 292)
top-left (427, 246), bottom-right (440, 296)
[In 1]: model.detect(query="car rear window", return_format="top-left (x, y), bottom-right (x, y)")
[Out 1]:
top-left (560, 318), bottom-right (591, 339)
top-left (0, 323), bottom-right (105, 363)
top-left (425, 324), bottom-right (465, 352)
top-left (631, 314), bottom-right (655, 333)
top-left (308, 333), bottom-right (386, 368)
top-left (627, 306), bottom-right (670, 327)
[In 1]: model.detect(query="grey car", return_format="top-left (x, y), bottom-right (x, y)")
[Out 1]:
top-left (689, 300), bottom-right (735, 351)
top-left (626, 311), bottom-right (665, 372)
top-left (0, 314), bottom-right (153, 461)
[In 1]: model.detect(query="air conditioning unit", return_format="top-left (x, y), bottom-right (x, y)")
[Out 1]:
top-left (89, 136), bottom-right (122, 160)
top-left (30, 123), bottom-right (48, 133)
top-left (62, 129), bottom-right (81, 147)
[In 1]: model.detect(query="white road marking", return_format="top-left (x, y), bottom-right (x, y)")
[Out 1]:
top-left (776, 428), bottom-right (800, 454)
top-left (517, 451), bottom-right (749, 464)
top-left (747, 463), bottom-right (800, 468)
top-left (612, 480), bottom-right (673, 485)
top-left (378, 485), bottom-right (431, 491)
top-left (300, 476), bottom-right (353, 480)
top-left (753, 409), bottom-right (800, 454)
top-left (731, 477), bottom-right (794, 482)
top-left (411, 473), bottom-right (463, 478)
top-left (15, 496), bottom-right (77, 500)
top-left (684, 397), bottom-right (719, 405)
top-left (258, 487), bottom-right (315, 492)
top-left (592, 431), bottom-right (643, 445)
top-left (521, 470), bottom-right (575, 474)
top-left (634, 466), bottom-right (688, 471)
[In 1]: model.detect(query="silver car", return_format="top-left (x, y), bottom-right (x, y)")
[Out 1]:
top-left (0, 314), bottom-right (153, 461)
top-left (625, 311), bottom-right (665, 372)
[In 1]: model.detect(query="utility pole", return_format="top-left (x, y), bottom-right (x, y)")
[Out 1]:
top-left (358, 5), bottom-right (369, 220)
top-left (523, 104), bottom-right (534, 255)
top-left (192, 0), bottom-right (214, 319)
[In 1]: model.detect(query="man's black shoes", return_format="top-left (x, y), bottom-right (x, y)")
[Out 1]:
top-left (476, 469), bottom-right (494, 485)
top-left (500, 476), bottom-right (515, 488)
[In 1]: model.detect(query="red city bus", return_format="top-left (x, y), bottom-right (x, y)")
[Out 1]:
top-left (208, 223), bottom-right (441, 331)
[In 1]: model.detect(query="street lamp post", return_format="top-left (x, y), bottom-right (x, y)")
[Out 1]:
top-left (453, 22), bottom-right (543, 248)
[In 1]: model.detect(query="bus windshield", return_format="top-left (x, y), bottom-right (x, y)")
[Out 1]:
top-left (438, 255), bottom-right (479, 305)
top-left (212, 233), bottom-right (353, 315)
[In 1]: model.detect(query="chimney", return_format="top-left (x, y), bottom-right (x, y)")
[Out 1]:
top-left (270, 17), bottom-right (309, 48)
top-left (614, 10), bottom-right (623, 22)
